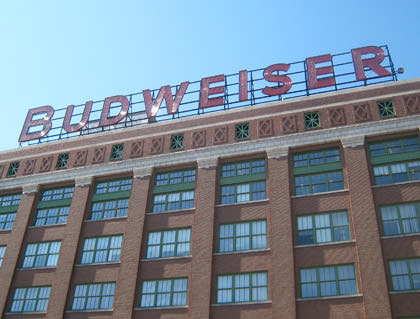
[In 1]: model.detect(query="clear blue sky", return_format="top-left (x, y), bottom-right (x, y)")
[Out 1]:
top-left (0, 0), bottom-right (419, 151)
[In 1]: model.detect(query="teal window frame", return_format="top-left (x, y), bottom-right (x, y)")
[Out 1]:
top-left (170, 134), bottom-right (184, 150)
top-left (293, 148), bottom-right (344, 195)
top-left (0, 245), bottom-right (5, 267)
top-left (380, 202), bottom-right (420, 236)
top-left (22, 241), bottom-right (61, 268)
top-left (80, 235), bottom-right (123, 264)
top-left (235, 123), bottom-right (249, 140)
top-left (389, 258), bottom-right (420, 291)
top-left (152, 169), bottom-right (196, 213)
top-left (219, 220), bottom-right (267, 253)
top-left (89, 178), bottom-right (132, 220)
top-left (369, 137), bottom-right (420, 186)
top-left (110, 144), bottom-right (124, 160)
top-left (146, 228), bottom-right (191, 259)
top-left (0, 193), bottom-right (20, 230)
top-left (377, 99), bottom-right (395, 118)
top-left (71, 282), bottom-right (115, 310)
top-left (140, 278), bottom-right (188, 308)
top-left (300, 264), bottom-right (357, 298)
top-left (6, 161), bottom-right (20, 177)
top-left (10, 286), bottom-right (51, 313)
top-left (56, 153), bottom-right (69, 169)
top-left (220, 159), bottom-right (266, 205)
top-left (216, 272), bottom-right (268, 304)
top-left (297, 211), bottom-right (351, 245)
top-left (34, 187), bottom-right (74, 226)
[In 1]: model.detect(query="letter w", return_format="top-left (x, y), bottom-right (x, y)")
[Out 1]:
top-left (143, 82), bottom-right (189, 119)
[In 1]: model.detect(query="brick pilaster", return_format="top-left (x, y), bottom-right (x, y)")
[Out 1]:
top-left (189, 157), bottom-right (218, 319)
top-left (267, 148), bottom-right (296, 319)
top-left (0, 184), bottom-right (38, 315)
top-left (113, 167), bottom-right (152, 318)
top-left (341, 136), bottom-right (392, 319)
top-left (46, 176), bottom-right (92, 319)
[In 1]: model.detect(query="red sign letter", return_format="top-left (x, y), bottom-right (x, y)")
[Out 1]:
top-left (200, 74), bottom-right (225, 108)
top-left (143, 82), bottom-right (189, 119)
top-left (306, 54), bottom-right (336, 90)
top-left (351, 46), bottom-right (391, 81)
top-left (262, 64), bottom-right (292, 96)
top-left (99, 95), bottom-right (130, 127)
top-left (19, 106), bottom-right (54, 142)
top-left (239, 70), bottom-right (248, 102)
top-left (62, 101), bottom-right (93, 133)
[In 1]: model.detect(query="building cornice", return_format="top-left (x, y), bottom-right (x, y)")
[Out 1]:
top-left (1, 114), bottom-right (420, 190)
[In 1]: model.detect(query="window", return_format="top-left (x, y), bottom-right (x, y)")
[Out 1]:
top-left (6, 161), bottom-right (20, 177)
top-left (89, 178), bottom-right (132, 220)
top-left (34, 187), bottom-right (74, 226)
top-left (10, 286), bottom-right (51, 313)
top-left (377, 99), bottom-right (395, 118)
top-left (170, 134), bottom-right (184, 150)
top-left (152, 169), bottom-right (196, 213)
top-left (293, 148), bottom-right (344, 195)
top-left (304, 111), bottom-right (320, 129)
top-left (71, 282), bottom-right (115, 310)
top-left (0, 193), bottom-right (20, 231)
top-left (300, 264), bottom-right (357, 298)
top-left (369, 137), bottom-right (420, 185)
top-left (140, 278), bottom-right (188, 308)
top-left (219, 220), bottom-right (267, 253)
top-left (80, 235), bottom-right (122, 264)
top-left (146, 228), bottom-right (191, 259)
top-left (380, 203), bottom-right (420, 236)
top-left (389, 258), bottom-right (420, 291)
top-left (220, 159), bottom-right (266, 205)
top-left (0, 245), bottom-right (5, 267)
top-left (0, 193), bottom-right (21, 206)
top-left (297, 211), bottom-right (351, 245)
top-left (217, 272), bottom-right (268, 304)
top-left (235, 123), bottom-right (249, 140)
top-left (22, 241), bottom-right (61, 268)
top-left (110, 144), bottom-right (124, 160)
top-left (56, 153), bottom-right (69, 169)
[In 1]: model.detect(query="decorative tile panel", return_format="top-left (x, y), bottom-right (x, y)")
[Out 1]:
top-left (353, 103), bottom-right (372, 122)
top-left (329, 108), bottom-right (346, 126)
top-left (192, 130), bottom-right (206, 148)
top-left (130, 141), bottom-right (144, 158)
top-left (404, 94), bottom-right (420, 114)
top-left (23, 159), bottom-right (37, 175)
top-left (281, 116), bottom-right (297, 134)
top-left (39, 156), bottom-right (53, 172)
top-left (92, 147), bottom-right (106, 164)
top-left (214, 127), bottom-right (228, 145)
top-left (73, 150), bottom-right (88, 167)
top-left (258, 119), bottom-right (273, 138)
top-left (151, 137), bottom-right (164, 154)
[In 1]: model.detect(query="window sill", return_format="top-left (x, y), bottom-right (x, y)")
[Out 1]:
top-left (75, 261), bottom-right (121, 267)
top-left (296, 293), bottom-right (362, 301)
top-left (211, 300), bottom-right (272, 307)
top-left (147, 208), bottom-right (195, 215)
top-left (5, 312), bottom-right (47, 315)
top-left (372, 180), bottom-right (420, 188)
top-left (134, 306), bottom-right (188, 311)
top-left (216, 199), bottom-right (269, 208)
top-left (0, 229), bottom-right (12, 233)
top-left (65, 309), bottom-right (113, 313)
top-left (389, 289), bottom-right (420, 295)
top-left (27, 223), bottom-right (66, 229)
top-left (381, 233), bottom-right (420, 240)
top-left (294, 240), bottom-right (356, 249)
top-left (141, 255), bottom-right (192, 262)
top-left (17, 266), bottom-right (57, 271)
top-left (84, 216), bottom-right (127, 223)
top-left (291, 189), bottom-right (349, 199)
top-left (214, 248), bottom-right (271, 256)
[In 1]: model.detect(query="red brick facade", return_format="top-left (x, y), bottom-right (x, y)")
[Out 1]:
top-left (0, 79), bottom-right (419, 318)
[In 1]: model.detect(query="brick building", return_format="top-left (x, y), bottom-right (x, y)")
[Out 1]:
top-left (0, 78), bottom-right (419, 318)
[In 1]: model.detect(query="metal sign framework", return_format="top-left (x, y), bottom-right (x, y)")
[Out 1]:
top-left (20, 45), bottom-right (398, 147)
